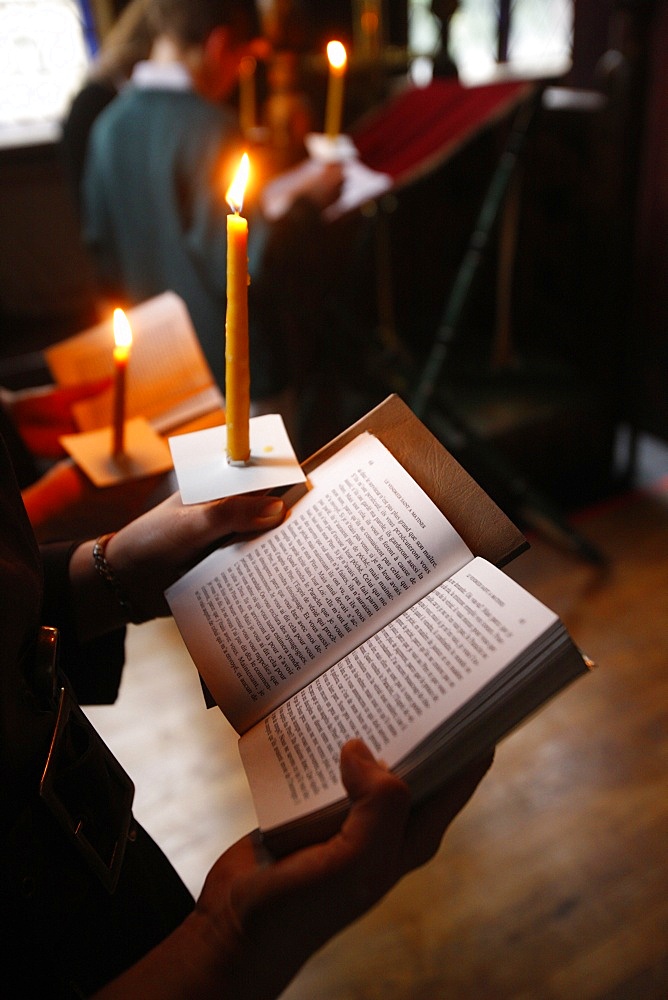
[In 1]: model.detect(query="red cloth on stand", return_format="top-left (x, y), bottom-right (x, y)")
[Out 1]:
top-left (352, 78), bottom-right (533, 188)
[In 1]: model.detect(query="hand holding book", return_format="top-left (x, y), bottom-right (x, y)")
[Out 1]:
top-left (192, 740), bottom-right (492, 1000)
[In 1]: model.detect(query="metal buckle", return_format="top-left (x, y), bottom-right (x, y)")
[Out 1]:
top-left (28, 625), bottom-right (60, 709)
top-left (40, 685), bottom-right (135, 892)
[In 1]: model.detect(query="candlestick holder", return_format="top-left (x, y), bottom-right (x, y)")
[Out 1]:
top-left (60, 417), bottom-right (173, 487)
top-left (305, 131), bottom-right (358, 164)
top-left (169, 413), bottom-right (305, 505)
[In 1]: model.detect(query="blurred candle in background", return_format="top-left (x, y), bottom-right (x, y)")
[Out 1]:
top-left (353, 0), bottom-right (383, 61)
top-left (325, 40), bottom-right (347, 138)
top-left (239, 55), bottom-right (257, 135)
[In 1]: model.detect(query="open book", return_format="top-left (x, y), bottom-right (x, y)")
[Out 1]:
top-left (166, 396), bottom-right (591, 854)
top-left (45, 292), bottom-right (224, 436)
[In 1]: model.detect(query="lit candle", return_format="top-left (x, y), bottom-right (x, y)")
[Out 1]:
top-left (225, 152), bottom-right (251, 465)
top-left (356, 1), bottom-right (381, 60)
top-left (112, 308), bottom-right (132, 457)
top-left (325, 40), bottom-right (347, 139)
top-left (239, 55), bottom-right (256, 136)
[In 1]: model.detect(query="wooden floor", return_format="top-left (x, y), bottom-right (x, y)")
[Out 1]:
top-left (85, 475), bottom-right (668, 1000)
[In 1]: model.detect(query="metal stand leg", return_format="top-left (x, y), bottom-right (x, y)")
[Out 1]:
top-left (410, 95), bottom-right (606, 565)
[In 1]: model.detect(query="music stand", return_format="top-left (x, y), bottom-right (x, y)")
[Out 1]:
top-left (351, 78), bottom-right (605, 563)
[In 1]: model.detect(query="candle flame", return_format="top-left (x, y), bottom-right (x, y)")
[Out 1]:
top-left (327, 40), bottom-right (347, 73)
top-left (226, 152), bottom-right (250, 214)
top-left (113, 308), bottom-right (132, 352)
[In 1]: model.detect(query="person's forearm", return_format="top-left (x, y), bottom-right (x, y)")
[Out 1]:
top-left (91, 910), bottom-right (244, 1000)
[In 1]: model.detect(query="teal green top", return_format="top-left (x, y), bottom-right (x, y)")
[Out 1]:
top-left (82, 85), bottom-right (279, 398)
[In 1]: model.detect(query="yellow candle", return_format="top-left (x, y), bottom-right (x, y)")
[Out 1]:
top-left (112, 308), bottom-right (132, 457)
top-left (225, 153), bottom-right (251, 464)
top-left (325, 40), bottom-right (347, 138)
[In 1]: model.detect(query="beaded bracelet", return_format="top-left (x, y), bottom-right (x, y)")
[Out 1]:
top-left (92, 532), bottom-right (136, 622)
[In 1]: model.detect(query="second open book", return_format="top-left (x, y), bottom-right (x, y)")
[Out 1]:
top-left (166, 396), bottom-right (591, 854)
top-left (45, 292), bottom-right (223, 435)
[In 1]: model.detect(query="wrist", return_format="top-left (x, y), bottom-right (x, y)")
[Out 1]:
top-left (69, 537), bottom-right (133, 642)
top-left (92, 533), bottom-right (138, 623)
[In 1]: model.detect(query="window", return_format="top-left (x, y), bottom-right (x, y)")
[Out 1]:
top-left (0, 0), bottom-right (93, 143)
top-left (409, 0), bottom-right (573, 85)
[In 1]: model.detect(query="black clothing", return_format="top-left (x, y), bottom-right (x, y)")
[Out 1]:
top-left (0, 434), bottom-right (195, 997)
top-left (60, 79), bottom-right (118, 215)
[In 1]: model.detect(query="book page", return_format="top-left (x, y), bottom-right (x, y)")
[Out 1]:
top-left (45, 292), bottom-right (221, 431)
top-left (239, 557), bottom-right (557, 831)
top-left (166, 432), bottom-right (473, 733)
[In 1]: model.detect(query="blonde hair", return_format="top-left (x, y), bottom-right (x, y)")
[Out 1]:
top-left (147, 0), bottom-right (261, 47)
top-left (91, 0), bottom-right (155, 83)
